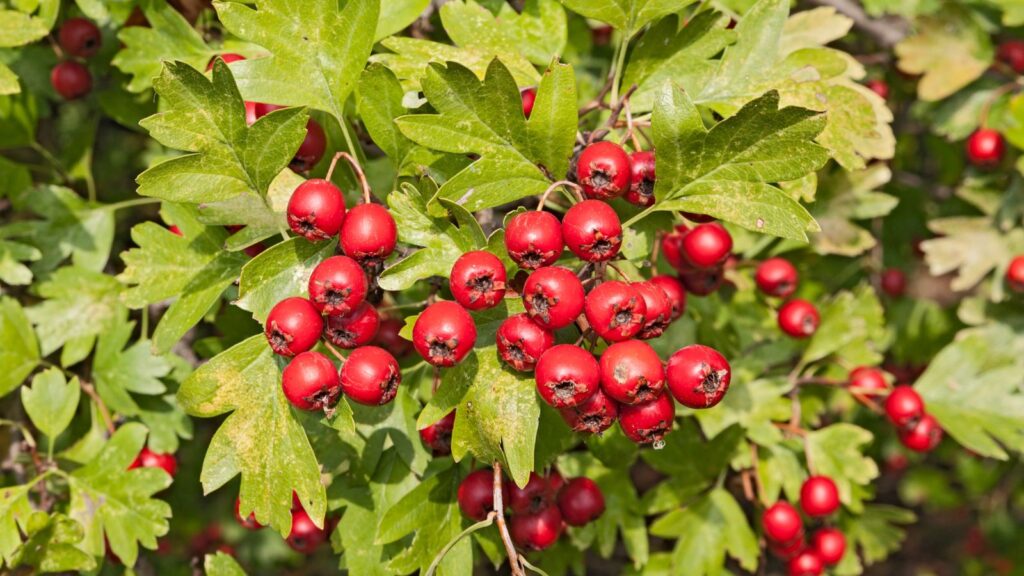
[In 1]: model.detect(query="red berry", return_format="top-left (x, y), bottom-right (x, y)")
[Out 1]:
top-left (678, 265), bottom-right (724, 296)
top-left (419, 411), bottom-right (456, 456)
top-left (649, 275), bottom-right (686, 320)
top-left (770, 535), bottom-right (806, 560)
top-left (666, 344), bottom-right (731, 409)
top-left (450, 250), bottom-right (507, 310)
top-left (522, 266), bottom-right (585, 329)
top-left (584, 281), bottom-right (647, 342)
top-left (286, 508), bottom-right (325, 554)
top-left (254, 103), bottom-right (285, 118)
top-left (535, 344), bottom-right (600, 408)
top-left (559, 388), bottom-right (619, 434)
top-left (966, 129), bottom-right (1005, 167)
top-left (899, 413), bottom-right (943, 452)
top-left (681, 223), bottom-right (732, 269)
top-left (308, 255), bottom-right (368, 317)
top-left (282, 351), bottom-right (341, 411)
top-left (340, 203), bottom-right (397, 265)
top-left (59, 18), bottom-right (102, 58)
top-left (755, 258), bottom-right (798, 298)
top-left (234, 498), bottom-right (263, 530)
top-left (848, 366), bottom-right (888, 396)
top-left (777, 299), bottom-right (819, 338)
top-left (576, 141), bottom-right (632, 200)
top-left (209, 52), bottom-right (246, 70)
top-left (324, 301), bottom-right (379, 349)
top-left (129, 447), bottom-right (178, 477)
top-left (591, 24), bottom-right (613, 46)
top-left (287, 179), bottom-right (346, 241)
top-left (521, 87), bottom-right (537, 118)
top-left (788, 550), bottom-right (824, 576)
top-left (682, 212), bottom-right (715, 223)
top-left (634, 281), bottom-right (672, 339)
top-left (997, 39), bottom-right (1024, 73)
top-left (659, 225), bottom-right (689, 271)
top-left (509, 472), bottom-right (557, 514)
top-left (557, 477), bottom-right (605, 526)
top-left (510, 506), bottom-right (564, 551)
top-left (599, 340), bottom-right (665, 405)
top-left (50, 61), bottom-right (92, 100)
top-left (618, 393), bottom-right (674, 445)
top-left (880, 267), bottom-right (906, 297)
top-left (339, 346), bottom-right (401, 405)
top-left (265, 297), bottom-right (323, 356)
top-left (458, 469), bottom-right (508, 521)
top-left (800, 476), bottom-right (840, 517)
top-left (291, 119), bottom-right (327, 172)
top-left (884, 385), bottom-right (924, 428)
top-left (505, 211), bottom-right (564, 270)
top-left (625, 151), bottom-right (656, 207)
top-left (762, 501), bottom-right (803, 543)
top-left (562, 200), bottom-right (622, 262)
top-left (812, 528), bottom-right (846, 566)
top-left (866, 79), bottom-right (889, 99)
top-left (168, 225), bottom-right (182, 236)
top-left (1006, 255), bottom-right (1024, 292)
top-left (375, 318), bottom-right (413, 358)
top-left (496, 313), bottom-right (554, 372)
top-left (412, 301), bottom-right (477, 367)
top-left (547, 470), bottom-right (566, 495)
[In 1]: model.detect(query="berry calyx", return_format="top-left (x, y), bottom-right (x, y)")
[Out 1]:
top-left (866, 79), bottom-right (889, 99)
top-left (419, 411), bottom-right (456, 456)
top-left (562, 199), bottom-right (622, 262)
top-left (509, 472), bottom-right (557, 514)
top-left (234, 498), bottom-right (263, 530)
top-left (811, 528), bottom-right (846, 566)
top-left (666, 344), bottom-right (731, 409)
top-left (599, 340), bottom-right (665, 405)
top-left (777, 299), bottom-right (819, 338)
top-left (584, 281), bottom-right (647, 342)
top-left (308, 255), bottom-right (368, 317)
top-left (680, 223), bottom-right (732, 269)
top-left (58, 18), bottom-right (102, 58)
top-left (625, 151), bottom-right (656, 207)
top-left (618, 392), bottom-right (674, 445)
top-left (762, 501), bottom-right (803, 543)
top-left (535, 344), bottom-right (601, 408)
top-left (997, 39), bottom-right (1024, 73)
top-left (755, 257), bottom-right (798, 298)
top-left (265, 297), bottom-right (324, 356)
top-left (899, 413), bottom-right (943, 452)
top-left (505, 211), bottom-right (564, 270)
top-left (458, 469), bottom-right (508, 521)
top-left (522, 266), bottom-right (585, 329)
top-left (848, 366), bottom-right (888, 396)
top-left (966, 128), bottom-right (1005, 167)
top-left (339, 346), bottom-right (401, 405)
top-left (788, 549), bottom-right (824, 576)
top-left (634, 281), bottom-right (672, 339)
top-left (880, 267), bottom-right (906, 297)
top-left (340, 203), bottom-right (398, 266)
top-left (510, 506), bottom-right (564, 551)
top-left (282, 351), bottom-right (341, 411)
top-left (1006, 255), bottom-right (1024, 292)
top-left (450, 250), bottom-right (507, 310)
top-left (286, 508), bottom-right (326, 554)
top-left (576, 141), bottom-right (632, 200)
top-left (412, 301), bottom-right (477, 367)
top-left (800, 475), bottom-right (840, 517)
top-left (884, 385), bottom-right (924, 428)
top-left (559, 388), bottom-right (619, 434)
top-left (129, 447), bottom-right (178, 477)
top-left (291, 119), bottom-right (327, 172)
top-left (496, 313), bottom-right (554, 372)
top-left (557, 477), bottom-right (605, 526)
top-left (521, 87), bottom-right (537, 118)
top-left (287, 179), bottom-right (346, 241)
top-left (50, 61), bottom-right (92, 100)
top-left (324, 301), bottom-right (379, 349)
top-left (649, 275), bottom-right (686, 320)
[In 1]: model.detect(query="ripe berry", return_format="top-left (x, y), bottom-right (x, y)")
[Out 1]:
top-left (762, 501), bottom-right (803, 543)
top-left (812, 528), bottom-right (846, 565)
top-left (340, 203), bottom-right (397, 265)
top-left (265, 297), bottom-right (323, 356)
top-left (510, 506), bottom-right (564, 551)
top-left (450, 250), bottom-right (507, 310)
top-left (234, 498), bottom-right (263, 530)
top-left (634, 281), bottom-right (672, 339)
top-left (848, 366), bottom-right (888, 396)
top-left (678, 265), bottom-right (724, 296)
top-left (788, 550), bottom-right (824, 576)
top-left (496, 313), bottom-right (554, 372)
top-left (562, 200), bottom-right (622, 262)
top-left (324, 301), bottom-right (379, 349)
top-left (522, 266), bottom-right (585, 329)
top-left (558, 477), bottom-right (605, 526)
top-left (286, 508), bottom-right (325, 554)
top-left (412, 301), bottom-right (477, 367)
top-left (576, 141), bottom-right (632, 200)
top-left (168, 225), bottom-right (183, 236)
top-left (618, 392), bottom-right (674, 445)
top-left (866, 79), bottom-right (889, 99)
top-left (547, 470), bottom-right (566, 495)
top-left (592, 24), bottom-right (613, 46)
top-left (287, 179), bottom-right (346, 241)
top-left (559, 388), bottom-right (618, 434)
top-left (770, 535), bottom-right (806, 560)
top-left (649, 275), bottom-right (686, 320)
top-left (282, 351), bottom-right (341, 411)
top-left (755, 258), bottom-right (798, 298)
top-left (505, 211), bottom-right (564, 270)
top-left (339, 346), bottom-right (401, 405)
top-left (50, 61), bottom-right (92, 100)
top-left (682, 212), bottom-right (715, 223)
top-left (208, 53), bottom-right (246, 70)
top-left (375, 318), bottom-right (413, 357)
top-left (1006, 255), bottom-right (1024, 292)
top-left (535, 344), bottom-right (600, 408)
top-left (129, 447), bottom-right (178, 477)
top-left (308, 255), bottom-right (368, 316)
top-left (458, 469), bottom-right (508, 521)
top-left (899, 413), bottom-right (943, 452)
top-left (966, 129), bottom-right (1005, 167)
top-left (291, 119), bottom-right (327, 172)
top-left (509, 472), bottom-right (557, 514)
top-left (659, 225), bottom-right (689, 271)
top-left (58, 18), bottom-right (102, 58)
top-left (521, 87), bottom-right (537, 118)
top-left (800, 476), bottom-right (840, 517)
top-left (680, 223), bottom-right (732, 269)
top-left (666, 344), bottom-right (731, 409)
top-left (884, 385), bottom-right (924, 427)
top-left (777, 299), bottom-right (819, 338)
top-left (880, 267), bottom-right (906, 297)
top-left (599, 340), bottom-right (665, 405)
top-left (419, 411), bottom-right (456, 456)
top-left (584, 281), bottom-right (647, 342)
top-left (997, 39), bottom-right (1024, 73)
top-left (625, 151), bottom-right (656, 207)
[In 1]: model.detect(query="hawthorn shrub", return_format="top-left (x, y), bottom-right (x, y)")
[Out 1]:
top-left (0, 0), bottom-right (1023, 575)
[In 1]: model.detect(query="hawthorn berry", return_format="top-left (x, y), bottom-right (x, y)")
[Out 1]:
top-left (599, 340), bottom-right (665, 405)
top-left (291, 119), bottom-right (327, 172)
top-left (265, 297), bottom-right (323, 356)
top-left (680, 223), bottom-right (732, 269)
top-left (324, 301), bottom-right (379, 349)
top-left (777, 299), bottom-right (820, 338)
top-left (168, 225), bottom-right (183, 236)
top-left (458, 469), bottom-right (508, 521)
top-left (282, 351), bottom-right (341, 411)
top-left (770, 535), bottom-right (806, 560)
top-left (966, 129), bottom-right (1005, 167)
top-left (509, 472), bottom-right (557, 514)
top-left (50, 61), bottom-right (92, 100)
top-left (800, 475), bottom-right (840, 517)
top-left (562, 199), bottom-right (622, 262)
top-left (412, 301), bottom-right (477, 367)
top-left (812, 528), bottom-right (846, 566)
top-left (682, 212), bottom-right (716, 223)
top-left (788, 550), bottom-right (825, 576)
top-left (880, 267), bottom-right (906, 297)
top-left (419, 411), bottom-right (456, 456)
top-left (848, 366), bottom-right (888, 396)
top-left (339, 203), bottom-right (398, 265)
top-left (678, 264), bottom-right (725, 296)
top-left (755, 257), bottom-right (798, 298)
top-left (505, 211), bottom-right (564, 270)
top-left (625, 151), bottom-right (656, 207)
top-left (287, 179), bottom-right (346, 241)
top-left (522, 266), bottom-right (585, 329)
top-left (535, 344), bottom-right (601, 408)
top-left (234, 498), bottom-right (263, 530)
top-left (576, 141), bottom-right (632, 200)
top-left (618, 392), bottom-right (674, 445)
top-left (208, 52), bottom-right (246, 70)
top-left (510, 505), bottom-right (564, 551)
top-left (558, 477), bottom-right (605, 526)
top-left (58, 18), bottom-right (102, 58)
top-left (666, 344), bottom-right (731, 409)
top-left (997, 39), bottom-right (1024, 73)
top-left (649, 275), bottom-right (686, 320)
top-left (450, 250), bottom-right (507, 310)
top-left (884, 385), bottom-right (924, 427)
top-left (584, 280), bottom-right (647, 342)
top-left (496, 313), bottom-right (554, 372)
top-left (308, 255), bottom-right (368, 317)
top-left (659, 225), bottom-right (689, 271)
top-left (1006, 255), bottom-right (1024, 292)
top-left (866, 79), bottom-right (889, 99)
top-left (899, 413), bottom-right (943, 452)
top-left (559, 388), bottom-right (619, 434)
top-left (762, 501), bottom-right (803, 543)
top-left (129, 447), bottom-right (178, 477)
top-left (547, 470), bottom-right (566, 495)
top-left (286, 508), bottom-right (326, 554)
top-left (375, 317), bottom-right (413, 357)
top-left (634, 281), bottom-right (672, 339)
top-left (521, 87), bottom-right (537, 118)
top-left (339, 346), bottom-right (401, 405)
top-left (592, 24), bottom-right (613, 46)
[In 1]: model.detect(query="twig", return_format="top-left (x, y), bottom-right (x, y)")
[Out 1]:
top-left (327, 152), bottom-right (372, 203)
top-left (493, 462), bottom-right (525, 576)
top-left (750, 443), bottom-right (765, 504)
top-left (81, 382), bottom-right (115, 435)
top-left (322, 340), bottom-right (348, 365)
top-left (805, 0), bottom-right (908, 48)
top-left (589, 85), bottom-right (639, 145)
top-left (796, 376), bottom-right (844, 387)
top-left (536, 180), bottom-right (584, 209)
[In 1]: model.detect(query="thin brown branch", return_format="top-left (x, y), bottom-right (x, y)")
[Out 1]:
top-left (81, 381), bottom-right (115, 435)
top-left (805, 0), bottom-right (909, 48)
top-left (327, 151), bottom-right (372, 203)
top-left (493, 462), bottom-right (525, 576)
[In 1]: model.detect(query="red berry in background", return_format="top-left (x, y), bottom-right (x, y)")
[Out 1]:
top-left (682, 212), bottom-right (715, 223)
top-left (576, 141), bottom-right (632, 200)
top-left (339, 346), bottom-right (401, 405)
top-left (559, 388), bottom-right (618, 434)
top-left (1006, 255), bottom-right (1024, 292)
top-left (788, 549), bottom-right (825, 576)
top-left (521, 87), bottom-right (537, 118)
top-left (800, 476), bottom-right (840, 517)
top-left (291, 119), bottom-right (327, 172)
top-left (777, 299), bottom-right (819, 338)
top-left (755, 257), bottom-right (798, 298)
top-left (234, 498), bottom-right (263, 530)
top-left (584, 280), bottom-right (647, 342)
top-left (412, 301), bottom-right (477, 367)
top-left (562, 199), bottom-right (622, 262)
top-left (666, 344), bottom-right (731, 409)
top-left (419, 411), bottom-right (456, 456)
top-left (50, 61), bottom-right (92, 100)
top-left (659, 225), bottom-right (689, 271)
top-left (59, 18), bottom-right (102, 58)
top-left (884, 385), bottom-right (924, 427)
top-left (522, 266), bottom-right (585, 329)
top-left (591, 24), bottom-right (613, 45)
top-left (340, 203), bottom-right (398, 265)
top-left (634, 281), bottom-right (672, 339)
top-left (899, 413), bottom-right (943, 452)
top-left (679, 264), bottom-right (724, 296)
top-left (770, 535), bottom-right (806, 560)
top-left (324, 301), bottom-right (379, 349)
top-left (880, 267), bottom-right (906, 297)
top-left (505, 211), bottom-right (564, 270)
top-left (308, 255), bottom-right (368, 317)
top-left (866, 79), bottom-right (889, 99)
top-left (535, 344), bottom-right (600, 408)
top-left (558, 477), bottom-right (605, 526)
top-left (168, 225), bottom-right (183, 236)
top-left (966, 128), bottom-right (1005, 167)
top-left (649, 275), bottom-right (686, 320)
top-left (282, 351), bottom-right (341, 411)
top-left (496, 313), bottom-right (554, 372)
top-left (265, 297), bottom-right (323, 356)
top-left (209, 52), bottom-right (246, 69)
top-left (625, 151), bottom-right (656, 207)
top-left (848, 366), bottom-right (888, 396)
top-left (599, 340), bottom-right (665, 405)
top-left (129, 447), bottom-right (178, 477)
top-left (458, 469), bottom-right (508, 521)
top-left (286, 508), bottom-right (325, 554)
top-left (450, 250), bottom-right (507, 310)
top-left (547, 470), bottom-right (566, 494)
top-left (997, 39), bottom-right (1024, 73)
top-left (763, 502), bottom-right (803, 544)
top-left (509, 472), bottom-right (557, 514)
top-left (812, 528), bottom-right (846, 565)
top-left (618, 392), bottom-right (674, 445)
top-left (510, 505), bottom-right (564, 551)
top-left (680, 223), bottom-right (732, 269)
top-left (375, 318), bottom-right (413, 357)
top-left (287, 179), bottom-right (346, 241)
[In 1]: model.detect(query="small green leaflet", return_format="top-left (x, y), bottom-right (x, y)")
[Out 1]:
top-left (558, 0), bottom-right (692, 36)
top-left (113, 0), bottom-right (218, 92)
top-left (837, 505), bottom-right (915, 571)
top-left (440, 0), bottom-right (567, 66)
top-left (0, 484), bottom-right (34, 566)
top-left (376, 0), bottom-right (431, 41)
top-left (205, 551), bottom-right (248, 576)
top-left (0, 297), bottom-right (38, 397)
top-left (0, 6), bottom-right (52, 94)
top-left (357, 64), bottom-right (416, 162)
top-left (921, 217), bottom-right (1022, 292)
top-left (92, 317), bottom-right (172, 416)
top-left (895, 10), bottom-right (993, 102)
top-left (805, 423), bottom-right (878, 513)
top-left (21, 368), bottom-right (79, 441)
top-left (25, 266), bottom-right (125, 357)
top-left (649, 488), bottom-right (758, 575)
top-left (8, 512), bottom-right (96, 573)
top-left (236, 236), bottom-right (336, 322)
top-left (811, 164), bottom-right (898, 256)
top-left (802, 284), bottom-right (888, 367)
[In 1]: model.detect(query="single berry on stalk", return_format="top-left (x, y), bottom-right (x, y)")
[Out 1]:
top-left (649, 275), bottom-right (687, 320)
top-left (265, 297), bottom-right (323, 357)
top-left (762, 501), bottom-right (803, 543)
top-left (505, 211), bottom-right (564, 270)
top-left (634, 281), bottom-right (673, 339)
top-left (584, 281), bottom-right (647, 342)
top-left (884, 385), bottom-right (924, 427)
top-left (680, 223), bottom-right (732, 269)
top-left (307, 255), bottom-right (368, 317)
top-left (339, 346), bottom-right (401, 405)
top-left (58, 18), bottom-right (102, 58)
top-left (618, 392), bottom-right (674, 445)
top-left (899, 413), bottom-right (943, 452)
top-left (286, 508), bottom-right (326, 554)
top-left (291, 119), bottom-right (327, 172)
top-left (458, 469), bottom-right (508, 521)
top-left (535, 344), bottom-right (601, 408)
top-left (562, 199), bottom-right (622, 262)
top-left (811, 528), bottom-right (846, 566)
top-left (496, 313), bottom-right (554, 372)
top-left (575, 141), bottom-right (632, 200)
top-left (324, 301), bottom-right (379, 349)
top-left (755, 257), bottom-right (798, 298)
top-left (880, 268), bottom-right (907, 297)
top-left (509, 472), bottom-right (558, 515)
top-left (449, 250), bottom-right (507, 310)
top-left (412, 301), bottom-right (477, 367)
top-left (522, 266), bottom-right (585, 329)
top-left (558, 477), bottom-right (605, 526)
top-left (777, 299), bottom-right (819, 338)
top-left (419, 411), bottom-right (456, 456)
top-left (287, 179), bottom-right (346, 241)
top-left (666, 344), bottom-right (731, 409)
top-left (788, 549), bottom-right (824, 576)
top-left (340, 203), bottom-right (398, 265)
top-left (599, 340), bottom-right (665, 405)
top-left (559, 388), bottom-right (619, 434)
top-left (282, 351), bottom-right (341, 411)
top-left (625, 151), bottom-right (656, 207)
top-left (800, 475), bottom-right (840, 517)
top-left (848, 366), bottom-right (888, 396)
top-left (510, 506), bottom-right (564, 551)
top-left (966, 129), bottom-right (1005, 167)
top-left (51, 61), bottom-right (92, 100)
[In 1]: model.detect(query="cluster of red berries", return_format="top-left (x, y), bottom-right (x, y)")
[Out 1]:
top-left (457, 469), bottom-right (605, 551)
top-left (762, 476), bottom-right (845, 576)
top-left (884, 384), bottom-right (943, 453)
top-left (128, 446), bottom-right (178, 477)
top-left (234, 494), bottom-right (333, 554)
top-left (659, 220), bottom-right (731, 296)
top-left (753, 258), bottom-right (821, 339)
top-left (51, 18), bottom-right (101, 100)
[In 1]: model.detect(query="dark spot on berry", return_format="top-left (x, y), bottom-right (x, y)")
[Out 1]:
top-left (634, 380), bottom-right (658, 403)
top-left (580, 413), bottom-right (610, 434)
top-left (325, 327), bottom-right (357, 348)
top-left (550, 380), bottom-right (578, 403)
top-left (591, 238), bottom-right (613, 255)
top-left (614, 307), bottom-right (635, 327)
top-left (428, 338), bottom-right (458, 363)
top-left (269, 326), bottom-right (291, 352)
top-left (380, 370), bottom-right (400, 403)
top-left (529, 292), bottom-right (554, 322)
top-left (700, 366), bottom-right (723, 395)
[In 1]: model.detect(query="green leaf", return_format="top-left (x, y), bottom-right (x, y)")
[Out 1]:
top-left (205, 551), bottom-right (247, 575)
top-left (441, 0), bottom-right (567, 66)
top-left (921, 217), bottom-right (1018, 292)
top-left (649, 488), bottom-right (758, 575)
top-left (0, 484), bottom-right (34, 566)
top-left (0, 63), bottom-right (19, 96)
top-left (376, 0), bottom-right (431, 41)
top-left (357, 64), bottom-right (416, 161)
top-left (811, 164), bottom-right (897, 256)
top-left (112, 0), bottom-right (217, 92)
top-left (527, 61), bottom-right (578, 180)
top-left (0, 238), bottom-right (40, 285)
top-left (237, 237), bottom-right (336, 323)
top-left (558, 0), bottom-right (692, 36)
top-left (8, 513), bottom-right (96, 573)
top-left (26, 266), bottom-right (125, 357)
top-left (0, 10), bottom-right (49, 48)
top-left (895, 10), bottom-right (992, 101)
top-left (838, 505), bottom-right (915, 568)
top-left (802, 285), bottom-right (888, 367)
top-left (21, 368), bottom-right (79, 440)
top-left (0, 297), bottom-right (38, 397)
top-left (805, 423), bottom-right (879, 512)
top-left (92, 318), bottom-right (172, 416)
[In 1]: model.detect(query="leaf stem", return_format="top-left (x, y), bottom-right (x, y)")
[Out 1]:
top-left (536, 180), bottom-right (584, 209)
top-left (323, 340), bottom-right (348, 365)
top-left (327, 151), bottom-right (372, 203)
top-left (425, 514), bottom-right (495, 576)
top-left (30, 142), bottom-right (72, 184)
top-left (493, 462), bottom-right (525, 576)
top-left (609, 32), bottom-right (631, 108)
top-left (81, 381), bottom-right (116, 435)
top-left (100, 197), bottom-right (162, 211)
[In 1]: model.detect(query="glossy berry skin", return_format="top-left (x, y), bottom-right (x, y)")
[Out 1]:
top-left (880, 268), bottom-right (906, 297)
top-left (129, 447), bottom-right (178, 477)
top-left (234, 498), bottom-right (263, 530)
top-left (899, 413), bottom-right (943, 452)
top-left (50, 61), bottom-right (92, 100)
top-left (419, 411), bottom-right (456, 456)
top-left (509, 472), bottom-right (557, 514)
top-left (848, 366), bottom-right (888, 396)
top-left (1006, 255), bottom-right (1024, 292)
top-left (282, 351), bottom-right (341, 411)
top-left (966, 129), bottom-right (1005, 167)
top-left (997, 39), bottom-right (1024, 73)
top-left (755, 258), bottom-right (798, 298)
top-left (618, 393), bottom-right (674, 445)
top-left (562, 200), bottom-right (622, 262)
top-left (625, 151), bottom-right (656, 207)
top-left (59, 18), bottom-right (102, 58)
top-left (649, 275), bottom-right (686, 320)
top-left (666, 344), bottom-right (731, 409)
top-left (599, 340), bottom-right (665, 405)
top-left (559, 389), bottom-right (618, 434)
top-left (308, 256), bottom-right (368, 317)
top-left (510, 506), bottom-right (564, 551)
top-left (777, 299), bottom-right (820, 339)
top-left (324, 301), bottom-right (379, 349)
top-left (535, 344), bottom-right (601, 408)
top-left (558, 477), bottom-right (605, 526)
top-left (866, 79), bottom-right (889, 99)
top-left (291, 119), bottom-right (327, 172)
top-left (450, 250), bottom-right (507, 310)
top-left (375, 318), bottom-right (413, 357)
top-left (634, 281), bottom-right (672, 339)
top-left (812, 528), bottom-right (846, 566)
top-left (679, 265), bottom-right (724, 296)
top-left (340, 203), bottom-right (397, 264)
top-left (681, 223), bottom-right (732, 269)
top-left (458, 469), bottom-right (508, 521)
top-left (339, 346), bottom-right (401, 405)
top-left (788, 550), bottom-right (824, 576)
top-left (522, 266), bottom-right (585, 330)
top-left (584, 281), bottom-right (647, 342)
top-left (800, 476), bottom-right (840, 517)
top-left (505, 211), bottom-right (564, 270)
top-left (763, 501), bottom-right (803, 543)
top-left (412, 301), bottom-right (477, 367)
top-left (287, 179), bottom-right (346, 241)
top-left (576, 141), bottom-right (632, 200)
top-left (265, 297), bottom-right (323, 357)
top-left (884, 385), bottom-right (925, 428)
top-left (521, 87), bottom-right (537, 118)
top-left (659, 225), bottom-right (689, 271)
top-left (496, 313), bottom-right (554, 372)
top-left (286, 509), bottom-right (326, 554)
